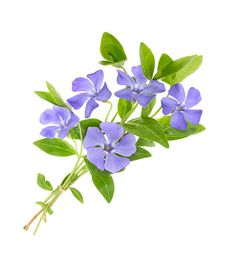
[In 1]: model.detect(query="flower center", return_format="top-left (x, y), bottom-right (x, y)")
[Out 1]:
top-left (176, 104), bottom-right (185, 112)
top-left (104, 144), bottom-right (113, 152)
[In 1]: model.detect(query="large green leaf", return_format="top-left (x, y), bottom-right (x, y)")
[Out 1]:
top-left (100, 32), bottom-right (127, 64)
top-left (70, 187), bottom-right (84, 203)
top-left (84, 158), bottom-right (114, 203)
top-left (158, 115), bottom-right (206, 140)
top-left (141, 97), bottom-right (156, 117)
top-left (37, 173), bottom-right (53, 191)
top-left (136, 138), bottom-right (155, 147)
top-left (70, 118), bottom-right (101, 139)
top-left (155, 55), bottom-right (202, 85)
top-left (140, 42), bottom-right (155, 79)
top-left (118, 99), bottom-right (132, 120)
top-left (129, 147), bottom-right (151, 161)
top-left (34, 138), bottom-right (76, 156)
top-left (124, 117), bottom-right (169, 148)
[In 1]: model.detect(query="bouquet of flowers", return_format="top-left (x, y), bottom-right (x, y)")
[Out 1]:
top-left (24, 32), bottom-right (205, 234)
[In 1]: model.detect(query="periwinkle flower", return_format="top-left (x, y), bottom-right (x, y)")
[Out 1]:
top-left (115, 65), bottom-right (165, 107)
top-left (161, 83), bottom-right (202, 130)
top-left (67, 70), bottom-right (112, 118)
top-left (40, 106), bottom-right (79, 139)
top-left (83, 122), bottom-right (136, 173)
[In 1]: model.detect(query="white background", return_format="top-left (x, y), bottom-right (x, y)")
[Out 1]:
top-left (0, 0), bottom-right (235, 252)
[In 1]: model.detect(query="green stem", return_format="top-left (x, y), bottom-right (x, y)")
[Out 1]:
top-left (111, 111), bottom-right (118, 122)
top-left (120, 65), bottom-right (127, 73)
top-left (121, 103), bottom-right (138, 124)
top-left (104, 101), bottom-right (113, 121)
top-left (150, 105), bottom-right (162, 118)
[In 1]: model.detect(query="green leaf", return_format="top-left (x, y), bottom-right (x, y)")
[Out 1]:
top-left (156, 55), bottom-right (203, 85)
top-left (118, 99), bottom-right (132, 120)
top-left (46, 81), bottom-right (69, 108)
top-left (129, 147), bottom-right (151, 161)
top-left (100, 32), bottom-right (127, 64)
top-left (70, 187), bottom-right (84, 203)
top-left (36, 201), bottom-right (53, 214)
top-left (157, 53), bottom-right (173, 71)
top-left (158, 115), bottom-right (206, 140)
top-left (34, 91), bottom-right (55, 105)
top-left (124, 117), bottom-right (169, 148)
top-left (84, 158), bottom-right (114, 203)
top-left (141, 97), bottom-right (156, 118)
top-left (37, 173), bottom-right (53, 191)
top-left (34, 138), bottom-right (76, 156)
top-left (69, 118), bottom-right (101, 139)
top-left (136, 138), bottom-right (155, 147)
top-left (140, 42), bottom-right (155, 79)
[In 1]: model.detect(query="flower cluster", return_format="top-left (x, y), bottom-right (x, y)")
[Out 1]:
top-left (25, 32), bottom-right (205, 234)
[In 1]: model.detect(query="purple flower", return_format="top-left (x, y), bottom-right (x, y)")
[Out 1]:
top-left (115, 65), bottom-right (165, 107)
top-left (83, 122), bottom-right (136, 173)
top-left (161, 83), bottom-right (202, 130)
top-left (67, 70), bottom-right (112, 118)
top-left (40, 106), bottom-right (79, 139)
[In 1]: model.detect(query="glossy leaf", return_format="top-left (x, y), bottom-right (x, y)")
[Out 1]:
top-left (37, 173), bottom-right (53, 191)
top-left (34, 91), bottom-right (55, 105)
top-left (124, 117), bottom-right (169, 148)
top-left (100, 32), bottom-right (127, 64)
top-left (69, 118), bottom-right (101, 139)
top-left (129, 147), bottom-right (151, 161)
top-left (84, 158), bottom-right (114, 203)
top-left (141, 97), bottom-right (156, 117)
top-left (140, 42), bottom-right (155, 79)
top-left (157, 53), bottom-right (173, 71)
top-left (34, 138), bottom-right (76, 156)
top-left (158, 115), bottom-right (206, 140)
top-left (118, 99), bottom-right (132, 120)
top-left (70, 187), bottom-right (84, 203)
top-left (136, 138), bottom-right (155, 147)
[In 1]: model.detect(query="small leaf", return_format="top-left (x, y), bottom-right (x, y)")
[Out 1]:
top-left (124, 117), bottom-right (169, 148)
top-left (156, 55), bottom-right (203, 85)
top-left (69, 118), bottom-right (101, 139)
top-left (118, 99), bottom-right (132, 120)
top-left (84, 158), bottom-right (114, 203)
top-left (141, 97), bottom-right (156, 117)
top-left (129, 147), bottom-right (151, 161)
top-left (70, 187), bottom-right (84, 203)
top-left (34, 138), bottom-right (76, 156)
top-left (158, 115), bottom-right (206, 140)
top-left (34, 91), bottom-right (55, 105)
top-left (100, 32), bottom-right (127, 64)
top-left (37, 173), bottom-right (53, 191)
top-left (140, 42), bottom-right (155, 79)
top-left (36, 201), bottom-right (53, 214)
top-left (157, 53), bottom-right (173, 72)
top-left (136, 138), bottom-right (155, 147)
top-left (46, 81), bottom-right (69, 108)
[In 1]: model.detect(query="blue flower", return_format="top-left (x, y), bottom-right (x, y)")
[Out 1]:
top-left (67, 70), bottom-right (112, 118)
top-left (161, 83), bottom-right (202, 130)
top-left (115, 65), bottom-right (165, 106)
top-left (40, 106), bottom-right (79, 139)
top-left (83, 122), bottom-right (136, 173)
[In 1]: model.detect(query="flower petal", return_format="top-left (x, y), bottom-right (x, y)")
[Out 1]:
top-left (40, 109), bottom-right (58, 125)
top-left (135, 93), bottom-right (155, 107)
top-left (83, 127), bottom-right (105, 149)
top-left (143, 80), bottom-right (165, 94)
top-left (96, 83), bottom-right (112, 101)
top-left (87, 70), bottom-right (104, 91)
top-left (131, 65), bottom-right (147, 84)
top-left (57, 127), bottom-right (70, 139)
top-left (72, 77), bottom-right (93, 92)
top-left (185, 87), bottom-right (201, 108)
top-left (113, 134), bottom-right (136, 156)
top-left (117, 70), bottom-right (136, 86)
top-left (53, 106), bottom-right (71, 123)
top-left (105, 153), bottom-right (130, 173)
top-left (67, 113), bottom-right (80, 128)
top-left (100, 122), bottom-right (124, 142)
top-left (170, 110), bottom-right (187, 130)
top-left (85, 99), bottom-right (99, 118)
top-left (169, 83), bottom-right (185, 103)
top-left (115, 88), bottom-right (134, 101)
top-left (87, 147), bottom-right (105, 170)
top-left (40, 126), bottom-right (59, 139)
top-left (67, 93), bottom-right (90, 110)
top-left (184, 109), bottom-right (202, 125)
top-left (161, 97), bottom-right (177, 115)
